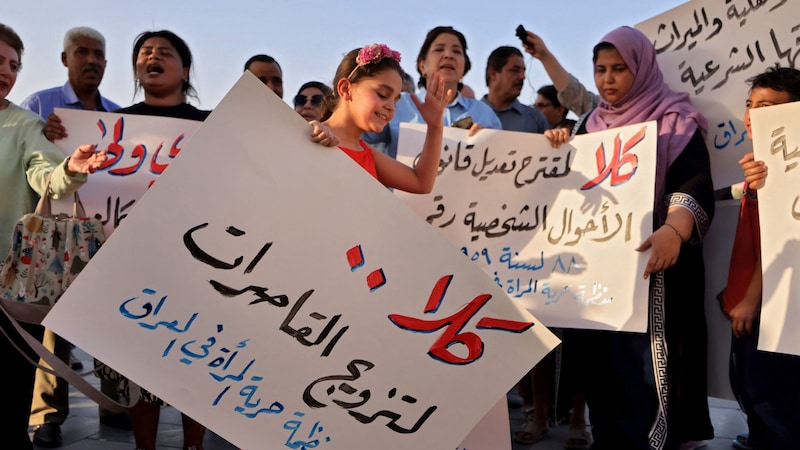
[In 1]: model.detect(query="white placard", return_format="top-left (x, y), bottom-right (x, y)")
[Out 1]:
top-left (44, 72), bottom-right (559, 449)
top-left (396, 122), bottom-right (657, 331)
top-left (750, 101), bottom-right (800, 355)
top-left (637, 0), bottom-right (800, 190)
top-left (52, 108), bottom-right (202, 237)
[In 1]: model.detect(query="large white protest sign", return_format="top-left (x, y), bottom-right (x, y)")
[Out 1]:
top-left (637, 0), bottom-right (799, 190)
top-left (750, 102), bottom-right (800, 356)
top-left (396, 122), bottom-right (656, 332)
top-left (52, 108), bottom-right (201, 237)
top-left (44, 72), bottom-right (558, 449)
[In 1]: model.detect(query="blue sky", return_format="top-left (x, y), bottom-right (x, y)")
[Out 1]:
top-left (6, 0), bottom-right (687, 110)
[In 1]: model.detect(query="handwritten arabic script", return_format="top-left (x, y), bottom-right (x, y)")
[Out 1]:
top-left (396, 122), bottom-right (656, 331)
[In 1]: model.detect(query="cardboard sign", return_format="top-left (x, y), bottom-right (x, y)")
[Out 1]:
top-left (396, 122), bottom-right (657, 331)
top-left (44, 73), bottom-right (558, 449)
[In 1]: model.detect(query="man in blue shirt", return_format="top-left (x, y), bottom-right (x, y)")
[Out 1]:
top-left (20, 26), bottom-right (121, 448)
top-left (21, 26), bottom-right (120, 141)
top-left (481, 46), bottom-right (549, 134)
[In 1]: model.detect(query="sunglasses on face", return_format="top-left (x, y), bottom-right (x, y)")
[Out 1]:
top-left (534, 102), bottom-right (552, 109)
top-left (294, 94), bottom-right (324, 107)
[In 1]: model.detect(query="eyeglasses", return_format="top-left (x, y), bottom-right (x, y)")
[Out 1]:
top-left (534, 102), bottom-right (552, 109)
top-left (293, 94), bottom-right (324, 108)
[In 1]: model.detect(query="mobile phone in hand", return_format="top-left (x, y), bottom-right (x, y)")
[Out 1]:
top-left (516, 25), bottom-right (528, 43)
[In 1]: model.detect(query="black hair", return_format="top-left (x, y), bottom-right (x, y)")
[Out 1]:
top-left (297, 81), bottom-right (332, 97)
top-left (747, 64), bottom-right (800, 102)
top-left (244, 54), bottom-right (282, 73)
top-left (536, 85), bottom-right (560, 108)
top-left (485, 46), bottom-right (522, 86)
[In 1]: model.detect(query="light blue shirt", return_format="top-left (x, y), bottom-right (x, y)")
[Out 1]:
top-left (20, 81), bottom-right (121, 117)
top-left (480, 96), bottom-right (550, 133)
top-left (363, 91), bottom-right (502, 159)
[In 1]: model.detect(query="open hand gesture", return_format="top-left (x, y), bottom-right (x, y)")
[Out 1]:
top-left (412, 71), bottom-right (453, 127)
top-left (67, 144), bottom-right (108, 174)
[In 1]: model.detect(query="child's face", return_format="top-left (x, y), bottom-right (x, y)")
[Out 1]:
top-left (744, 87), bottom-right (792, 139)
top-left (350, 69), bottom-right (402, 132)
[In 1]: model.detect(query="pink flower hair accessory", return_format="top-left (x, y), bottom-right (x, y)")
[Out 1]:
top-left (356, 43), bottom-right (401, 65)
top-left (348, 43), bottom-right (402, 80)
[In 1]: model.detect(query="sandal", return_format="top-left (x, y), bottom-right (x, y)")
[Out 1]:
top-left (565, 427), bottom-right (592, 450)
top-left (521, 407), bottom-right (535, 422)
top-left (513, 420), bottom-right (549, 445)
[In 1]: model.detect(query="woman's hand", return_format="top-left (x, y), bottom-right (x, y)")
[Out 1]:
top-left (413, 71), bottom-right (453, 127)
top-left (636, 225), bottom-right (682, 279)
top-left (309, 120), bottom-right (339, 147)
top-left (544, 127), bottom-right (570, 148)
top-left (44, 113), bottom-right (68, 142)
top-left (739, 152), bottom-right (767, 189)
top-left (520, 31), bottom-right (552, 61)
top-left (67, 144), bottom-right (108, 174)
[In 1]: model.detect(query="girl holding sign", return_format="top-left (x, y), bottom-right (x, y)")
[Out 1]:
top-left (321, 43), bottom-right (452, 193)
top-left (545, 26), bottom-right (715, 450)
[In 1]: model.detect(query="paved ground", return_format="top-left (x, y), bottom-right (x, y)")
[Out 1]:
top-left (35, 348), bottom-right (746, 449)
top-left (506, 393), bottom-right (747, 450)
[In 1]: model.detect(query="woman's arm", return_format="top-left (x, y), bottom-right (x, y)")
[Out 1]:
top-left (638, 206), bottom-right (693, 279)
top-left (521, 30), bottom-right (598, 116)
top-left (638, 130), bottom-right (714, 279)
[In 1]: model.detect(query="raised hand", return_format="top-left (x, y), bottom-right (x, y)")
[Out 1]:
top-left (412, 71), bottom-right (453, 127)
top-left (520, 30), bottom-right (552, 61)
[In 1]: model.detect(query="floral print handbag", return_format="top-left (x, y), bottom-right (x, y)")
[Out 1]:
top-left (0, 174), bottom-right (105, 307)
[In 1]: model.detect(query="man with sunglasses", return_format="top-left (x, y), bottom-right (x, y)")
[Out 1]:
top-left (481, 46), bottom-right (549, 134)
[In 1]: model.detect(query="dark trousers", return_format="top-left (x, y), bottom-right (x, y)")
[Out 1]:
top-left (570, 329), bottom-right (661, 450)
top-left (0, 311), bottom-right (43, 450)
top-left (730, 331), bottom-right (800, 450)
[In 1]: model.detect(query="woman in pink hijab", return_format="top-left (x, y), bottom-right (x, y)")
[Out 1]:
top-left (550, 26), bottom-right (715, 450)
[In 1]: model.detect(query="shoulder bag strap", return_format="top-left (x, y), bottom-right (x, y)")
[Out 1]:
top-left (0, 299), bottom-right (137, 412)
